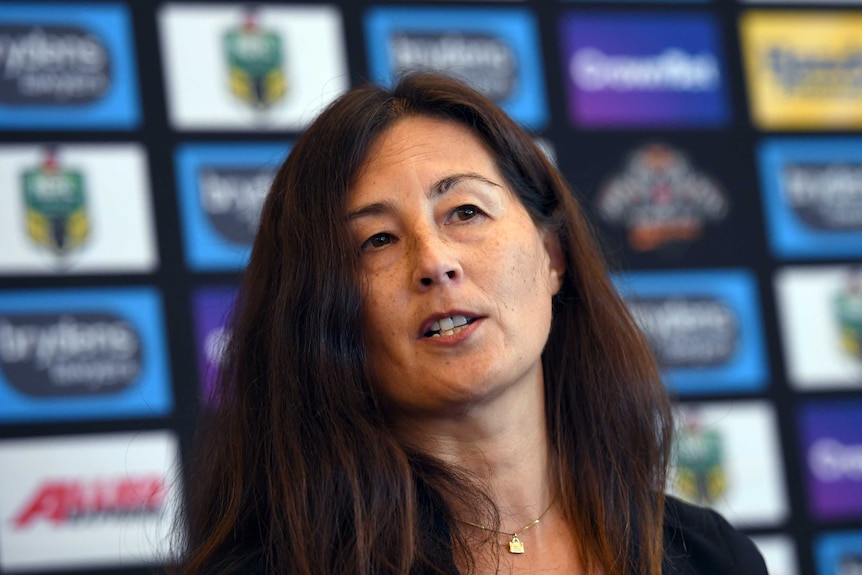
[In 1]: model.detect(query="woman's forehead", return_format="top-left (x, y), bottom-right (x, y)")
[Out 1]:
top-left (348, 116), bottom-right (501, 203)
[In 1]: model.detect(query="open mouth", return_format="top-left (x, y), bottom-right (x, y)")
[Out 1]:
top-left (423, 315), bottom-right (477, 338)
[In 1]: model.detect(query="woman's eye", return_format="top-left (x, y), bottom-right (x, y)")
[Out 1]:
top-left (362, 233), bottom-right (394, 251)
top-left (453, 205), bottom-right (480, 221)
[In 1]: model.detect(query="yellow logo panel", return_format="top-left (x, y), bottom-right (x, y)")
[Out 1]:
top-left (740, 11), bottom-right (862, 130)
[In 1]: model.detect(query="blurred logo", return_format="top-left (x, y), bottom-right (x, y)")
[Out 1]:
top-left (0, 24), bottom-right (111, 105)
top-left (769, 48), bottom-right (862, 99)
top-left (389, 32), bottom-right (517, 101)
top-left (597, 143), bottom-right (728, 252)
top-left (741, 12), bottom-right (862, 128)
top-left (0, 313), bottom-right (142, 397)
top-left (840, 554), bottom-right (862, 575)
top-left (12, 475), bottom-right (164, 528)
top-left (800, 402), bottom-right (862, 519)
top-left (192, 288), bottom-right (237, 405)
top-left (204, 326), bottom-right (230, 368)
top-left (627, 297), bottom-right (738, 368)
top-left (560, 14), bottom-right (728, 127)
top-left (674, 414), bottom-right (727, 505)
top-left (809, 438), bottom-right (862, 483)
top-left (223, 10), bottom-right (286, 108)
top-left (21, 149), bottom-right (89, 258)
top-left (198, 167), bottom-right (273, 244)
top-left (571, 48), bottom-right (719, 93)
top-left (783, 163), bottom-right (862, 231)
top-left (834, 268), bottom-right (862, 360)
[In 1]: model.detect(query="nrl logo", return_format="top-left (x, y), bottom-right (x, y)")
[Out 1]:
top-left (674, 412), bottom-right (727, 506)
top-left (597, 143), bottom-right (728, 253)
top-left (834, 267), bottom-right (862, 360)
top-left (223, 9), bottom-right (286, 108)
top-left (21, 148), bottom-right (89, 257)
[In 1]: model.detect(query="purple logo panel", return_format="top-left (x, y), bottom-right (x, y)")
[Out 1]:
top-left (559, 13), bottom-right (729, 127)
top-left (191, 287), bottom-right (237, 404)
top-left (800, 401), bottom-right (862, 520)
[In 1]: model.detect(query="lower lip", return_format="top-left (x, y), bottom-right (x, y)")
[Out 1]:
top-left (420, 318), bottom-right (482, 346)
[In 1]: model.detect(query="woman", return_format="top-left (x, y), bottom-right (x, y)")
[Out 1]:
top-left (179, 73), bottom-right (767, 574)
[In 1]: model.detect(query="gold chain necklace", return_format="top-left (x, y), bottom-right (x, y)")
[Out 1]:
top-left (456, 498), bottom-right (555, 554)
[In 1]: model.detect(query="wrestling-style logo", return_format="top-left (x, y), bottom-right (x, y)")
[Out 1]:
top-left (741, 12), bottom-right (862, 129)
top-left (198, 166), bottom-right (273, 244)
top-left (783, 162), bottom-right (862, 231)
top-left (0, 312), bottom-right (143, 397)
top-left (627, 296), bottom-right (738, 368)
top-left (388, 32), bottom-right (517, 102)
top-left (596, 143), bottom-right (728, 252)
top-left (674, 414), bottom-right (728, 505)
top-left (834, 268), bottom-right (862, 360)
top-left (768, 47), bottom-right (862, 100)
top-left (223, 10), bottom-right (286, 108)
top-left (21, 149), bottom-right (89, 257)
top-left (0, 24), bottom-right (111, 105)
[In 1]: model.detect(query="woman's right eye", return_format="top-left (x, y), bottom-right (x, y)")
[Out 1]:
top-left (361, 233), bottom-right (395, 251)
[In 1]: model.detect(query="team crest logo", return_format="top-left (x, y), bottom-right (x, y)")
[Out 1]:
top-left (21, 149), bottom-right (89, 256)
top-left (834, 268), bottom-right (862, 360)
top-left (223, 11), bottom-right (286, 108)
top-left (674, 414), bottom-right (727, 505)
top-left (597, 143), bottom-right (728, 253)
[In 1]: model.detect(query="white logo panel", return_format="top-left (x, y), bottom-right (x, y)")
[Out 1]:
top-left (751, 535), bottom-right (798, 575)
top-left (159, 4), bottom-right (348, 130)
top-left (0, 431), bottom-right (181, 571)
top-left (0, 144), bottom-right (157, 275)
top-left (669, 401), bottom-right (789, 528)
top-left (775, 266), bottom-right (862, 390)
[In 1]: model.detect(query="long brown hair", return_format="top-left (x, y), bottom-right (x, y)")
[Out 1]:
top-left (177, 73), bottom-right (672, 575)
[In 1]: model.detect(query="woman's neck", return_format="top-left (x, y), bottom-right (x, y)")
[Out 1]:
top-left (388, 370), bottom-right (555, 531)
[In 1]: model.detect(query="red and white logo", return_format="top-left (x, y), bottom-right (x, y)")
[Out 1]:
top-left (13, 475), bottom-right (165, 528)
top-left (0, 431), bottom-right (180, 571)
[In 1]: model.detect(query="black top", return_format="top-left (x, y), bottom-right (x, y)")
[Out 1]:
top-left (663, 496), bottom-right (769, 575)
top-left (224, 495), bottom-right (768, 574)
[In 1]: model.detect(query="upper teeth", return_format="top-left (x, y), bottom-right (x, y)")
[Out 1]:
top-left (429, 315), bottom-right (469, 337)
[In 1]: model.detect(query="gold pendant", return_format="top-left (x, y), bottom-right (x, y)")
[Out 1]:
top-left (508, 535), bottom-right (525, 554)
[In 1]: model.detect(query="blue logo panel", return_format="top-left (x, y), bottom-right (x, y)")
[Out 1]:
top-left (816, 531), bottom-right (862, 575)
top-left (0, 288), bottom-right (172, 422)
top-left (560, 12), bottom-right (729, 128)
top-left (175, 143), bottom-right (290, 271)
top-left (759, 138), bottom-right (862, 259)
top-left (615, 269), bottom-right (769, 395)
top-left (365, 7), bottom-right (548, 129)
top-left (0, 4), bottom-right (140, 129)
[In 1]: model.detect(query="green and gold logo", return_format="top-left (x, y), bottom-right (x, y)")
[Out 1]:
top-left (674, 416), bottom-right (727, 506)
top-left (835, 268), bottom-right (862, 360)
top-left (224, 11), bottom-right (286, 108)
top-left (21, 150), bottom-right (89, 255)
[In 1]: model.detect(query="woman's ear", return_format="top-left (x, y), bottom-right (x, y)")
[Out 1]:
top-left (542, 230), bottom-right (566, 296)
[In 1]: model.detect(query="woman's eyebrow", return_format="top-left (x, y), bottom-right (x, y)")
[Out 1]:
top-left (348, 172), bottom-right (501, 221)
top-left (347, 199), bottom-right (397, 222)
top-left (431, 172), bottom-right (501, 197)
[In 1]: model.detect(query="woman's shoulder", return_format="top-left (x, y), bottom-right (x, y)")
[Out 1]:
top-left (662, 495), bottom-right (768, 575)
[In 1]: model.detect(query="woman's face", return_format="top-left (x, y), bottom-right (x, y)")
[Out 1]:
top-left (347, 116), bottom-right (565, 417)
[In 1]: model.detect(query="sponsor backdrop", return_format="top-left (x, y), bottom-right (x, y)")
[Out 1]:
top-left (0, 1), bottom-right (860, 574)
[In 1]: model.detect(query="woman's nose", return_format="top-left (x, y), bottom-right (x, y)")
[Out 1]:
top-left (410, 232), bottom-right (462, 289)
